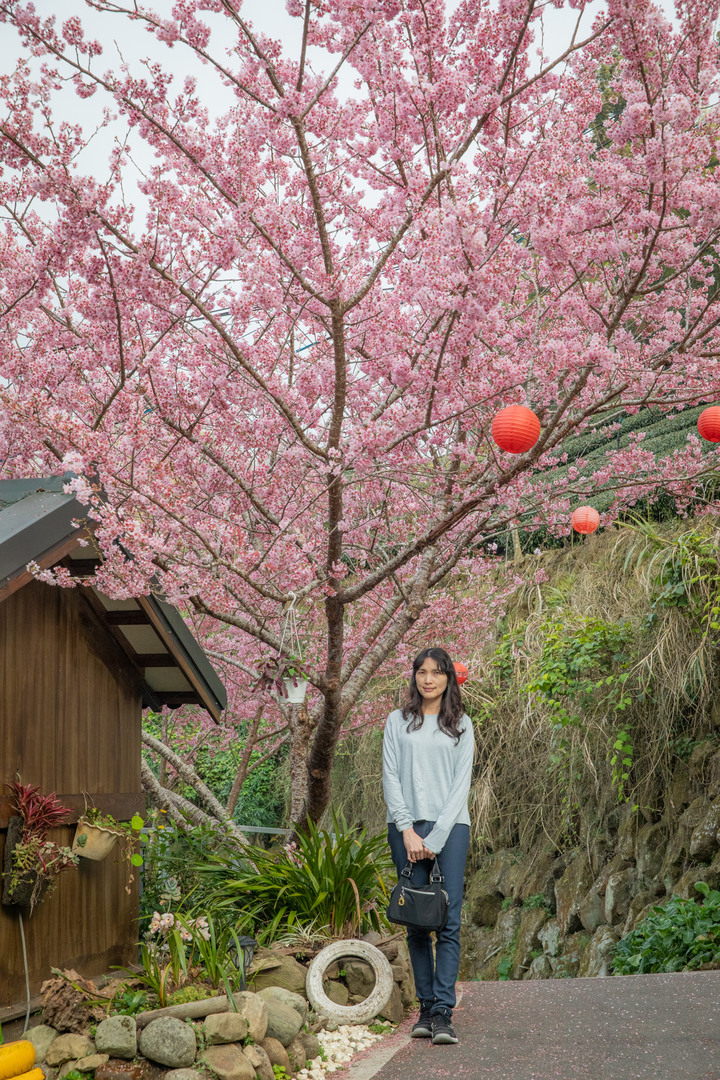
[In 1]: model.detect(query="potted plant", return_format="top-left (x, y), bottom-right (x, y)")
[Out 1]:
top-left (254, 654), bottom-right (309, 704)
top-left (1, 781), bottom-right (78, 913)
top-left (72, 808), bottom-right (145, 886)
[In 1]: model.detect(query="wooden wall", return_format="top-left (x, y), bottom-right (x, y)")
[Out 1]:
top-left (0, 582), bottom-right (144, 1006)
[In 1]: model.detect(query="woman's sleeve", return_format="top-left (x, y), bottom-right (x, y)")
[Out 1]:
top-left (424, 720), bottom-right (475, 855)
top-left (382, 714), bottom-right (414, 832)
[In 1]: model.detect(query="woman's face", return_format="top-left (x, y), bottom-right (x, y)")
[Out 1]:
top-left (415, 657), bottom-right (448, 703)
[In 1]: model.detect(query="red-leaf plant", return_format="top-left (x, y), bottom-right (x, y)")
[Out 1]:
top-left (7, 781), bottom-right (71, 842)
top-left (3, 781), bottom-right (77, 912)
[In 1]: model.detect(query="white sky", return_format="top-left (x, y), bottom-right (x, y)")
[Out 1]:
top-left (0, 0), bottom-right (684, 372)
top-left (1, 0), bottom-right (680, 206)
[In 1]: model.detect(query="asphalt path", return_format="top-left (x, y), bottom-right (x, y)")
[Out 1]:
top-left (344, 973), bottom-right (720, 1080)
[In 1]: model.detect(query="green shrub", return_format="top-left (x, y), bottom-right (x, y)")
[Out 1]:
top-left (522, 893), bottom-right (549, 910)
top-left (613, 882), bottom-right (720, 974)
top-left (189, 812), bottom-right (392, 943)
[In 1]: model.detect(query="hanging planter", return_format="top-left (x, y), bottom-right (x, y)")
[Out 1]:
top-left (282, 672), bottom-right (309, 703)
top-left (254, 595), bottom-right (310, 704)
top-left (697, 406), bottom-right (720, 442)
top-left (72, 819), bottom-right (120, 861)
top-left (71, 809), bottom-right (145, 885)
top-left (571, 506), bottom-right (600, 534)
top-left (491, 405), bottom-right (541, 454)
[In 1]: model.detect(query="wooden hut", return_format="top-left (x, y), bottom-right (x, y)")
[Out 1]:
top-left (0, 476), bottom-right (226, 1011)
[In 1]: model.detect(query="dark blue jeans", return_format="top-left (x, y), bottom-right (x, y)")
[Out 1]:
top-left (388, 820), bottom-right (469, 1013)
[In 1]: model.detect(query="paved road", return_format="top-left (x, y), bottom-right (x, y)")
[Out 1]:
top-left (357, 973), bottom-right (720, 1080)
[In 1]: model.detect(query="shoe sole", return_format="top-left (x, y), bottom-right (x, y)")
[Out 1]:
top-left (431, 1032), bottom-right (459, 1045)
top-left (411, 1027), bottom-right (433, 1038)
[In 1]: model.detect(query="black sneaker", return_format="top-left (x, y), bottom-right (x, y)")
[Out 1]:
top-left (431, 1008), bottom-right (458, 1045)
top-left (411, 1005), bottom-right (434, 1038)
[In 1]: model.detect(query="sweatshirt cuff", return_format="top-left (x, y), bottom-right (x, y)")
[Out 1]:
top-left (394, 812), bottom-right (414, 832)
top-left (423, 826), bottom-right (448, 855)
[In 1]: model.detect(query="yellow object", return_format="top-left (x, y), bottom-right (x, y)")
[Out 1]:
top-left (0, 1041), bottom-right (36, 1080)
top-left (10, 1069), bottom-right (44, 1080)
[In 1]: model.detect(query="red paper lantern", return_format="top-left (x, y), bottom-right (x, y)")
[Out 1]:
top-left (491, 405), bottom-right (541, 454)
top-left (571, 506), bottom-right (600, 535)
top-left (454, 662), bottom-right (468, 685)
top-left (698, 406), bottom-right (720, 443)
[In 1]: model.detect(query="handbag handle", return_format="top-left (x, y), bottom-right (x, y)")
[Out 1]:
top-left (400, 858), bottom-right (445, 883)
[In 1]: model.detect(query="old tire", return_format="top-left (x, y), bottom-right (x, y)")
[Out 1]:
top-left (305, 939), bottom-right (394, 1025)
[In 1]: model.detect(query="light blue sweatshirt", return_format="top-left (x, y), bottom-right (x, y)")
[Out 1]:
top-left (382, 708), bottom-right (475, 855)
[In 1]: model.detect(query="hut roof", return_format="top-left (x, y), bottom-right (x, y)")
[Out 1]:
top-left (0, 475), bottom-right (226, 720)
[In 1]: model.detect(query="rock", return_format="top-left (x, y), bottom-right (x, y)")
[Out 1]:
top-left (40, 975), bottom-right (107, 1034)
top-left (515, 841), bottom-right (562, 911)
top-left (95, 1061), bottom-right (146, 1080)
top-left (622, 889), bottom-right (662, 935)
top-left (138, 1017), bottom-right (197, 1068)
top-left (299, 1033), bottom-right (322, 1061)
top-left (391, 958), bottom-right (415, 1007)
top-left (232, 991), bottom-right (268, 1043)
top-left (553, 932), bottom-right (590, 979)
top-left (680, 794), bottom-right (711, 830)
top-left (690, 800), bottom-right (720, 860)
top-left (635, 823), bottom-right (668, 885)
top-left (375, 939), bottom-right (400, 963)
top-left (708, 751), bottom-right (720, 798)
top-left (511, 907), bottom-right (549, 980)
top-left (496, 906), bottom-right (522, 944)
top-left (323, 980), bottom-right (349, 1006)
top-left (250, 951), bottom-right (308, 994)
top-left (628, 896), bottom-right (669, 932)
top-left (94, 1061), bottom-right (164, 1080)
top-left (203, 1012), bottom-right (249, 1045)
top-left (459, 924), bottom-right (496, 980)
top-left (616, 807), bottom-right (637, 861)
top-left (555, 855), bottom-right (594, 935)
top-left (464, 851), bottom-right (519, 924)
top-left (577, 926), bottom-right (619, 977)
top-left (343, 959), bottom-right (375, 998)
top-left (523, 955), bottom-right (552, 980)
top-left (46, 1035), bottom-right (96, 1067)
top-left (58, 1064), bottom-right (80, 1080)
top-left (41, 1068), bottom-right (57, 1080)
top-left (95, 1016), bottom-right (137, 1060)
top-left (242, 1045), bottom-right (274, 1080)
top-left (285, 1037), bottom-right (308, 1073)
top-left (201, 1045), bottom-right (255, 1080)
top-left (74, 1055), bottom-right (110, 1073)
top-left (264, 999), bottom-right (304, 1047)
top-left (660, 828), bottom-right (690, 892)
top-left (257, 986), bottom-right (308, 1023)
top-left (260, 1038), bottom-right (291, 1074)
top-left (669, 762), bottom-right (693, 812)
top-left (165, 1072), bottom-right (207, 1080)
top-left (604, 867), bottom-right (637, 925)
top-left (378, 981), bottom-right (404, 1023)
top-left (538, 918), bottom-right (561, 958)
top-left (27, 1024), bottom-right (60, 1062)
top-left (578, 889), bottom-right (606, 934)
top-left (672, 861), bottom-right (720, 899)
top-left (688, 740), bottom-right (717, 784)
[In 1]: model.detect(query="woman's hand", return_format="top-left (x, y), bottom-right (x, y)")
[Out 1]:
top-left (402, 828), bottom-right (435, 863)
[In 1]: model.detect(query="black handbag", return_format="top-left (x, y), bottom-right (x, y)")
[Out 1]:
top-left (387, 858), bottom-right (449, 931)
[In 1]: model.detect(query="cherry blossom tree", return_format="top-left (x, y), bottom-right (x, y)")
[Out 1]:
top-left (1, 0), bottom-right (720, 828)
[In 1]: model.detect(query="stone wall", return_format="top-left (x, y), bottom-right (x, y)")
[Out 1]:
top-left (460, 738), bottom-right (720, 980)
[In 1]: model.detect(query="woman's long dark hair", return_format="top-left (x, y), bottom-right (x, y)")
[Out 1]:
top-left (402, 647), bottom-right (465, 742)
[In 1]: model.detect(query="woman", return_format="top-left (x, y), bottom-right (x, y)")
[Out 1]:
top-left (382, 647), bottom-right (474, 1046)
